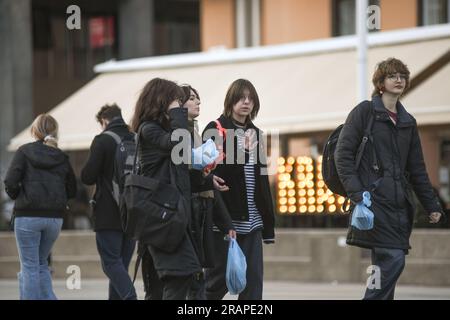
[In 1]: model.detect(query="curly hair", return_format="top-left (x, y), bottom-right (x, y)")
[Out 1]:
top-left (372, 57), bottom-right (410, 97)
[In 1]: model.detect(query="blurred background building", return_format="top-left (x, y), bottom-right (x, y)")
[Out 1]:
top-left (1, 0), bottom-right (450, 285)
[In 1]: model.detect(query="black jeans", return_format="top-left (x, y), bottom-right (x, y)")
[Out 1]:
top-left (205, 230), bottom-right (263, 300)
top-left (96, 230), bottom-right (137, 300)
top-left (363, 247), bottom-right (406, 300)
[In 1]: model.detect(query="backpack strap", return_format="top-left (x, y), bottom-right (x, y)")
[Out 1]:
top-left (102, 130), bottom-right (122, 145)
top-left (214, 120), bottom-right (227, 141)
top-left (354, 102), bottom-right (380, 173)
top-left (214, 120), bottom-right (227, 163)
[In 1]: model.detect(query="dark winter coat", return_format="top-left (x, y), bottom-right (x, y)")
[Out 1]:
top-left (81, 117), bottom-right (133, 231)
top-left (335, 95), bottom-right (444, 250)
top-left (138, 107), bottom-right (201, 278)
top-left (4, 140), bottom-right (77, 218)
top-left (202, 115), bottom-right (276, 242)
top-left (189, 121), bottom-right (234, 267)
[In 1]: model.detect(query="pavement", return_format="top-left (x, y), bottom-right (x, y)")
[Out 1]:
top-left (1, 279), bottom-right (450, 300)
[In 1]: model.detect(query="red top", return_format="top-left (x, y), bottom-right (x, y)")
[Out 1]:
top-left (386, 109), bottom-right (398, 123)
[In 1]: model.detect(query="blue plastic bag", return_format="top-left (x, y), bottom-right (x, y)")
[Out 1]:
top-left (191, 138), bottom-right (219, 170)
top-left (351, 191), bottom-right (374, 230)
top-left (225, 238), bottom-right (247, 295)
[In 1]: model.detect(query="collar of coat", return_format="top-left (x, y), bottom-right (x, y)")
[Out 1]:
top-left (371, 95), bottom-right (415, 128)
top-left (103, 116), bottom-right (128, 131)
top-left (217, 114), bottom-right (258, 131)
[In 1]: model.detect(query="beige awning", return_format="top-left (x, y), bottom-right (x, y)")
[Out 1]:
top-left (8, 27), bottom-right (450, 151)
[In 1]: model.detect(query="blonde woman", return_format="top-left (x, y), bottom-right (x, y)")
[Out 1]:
top-left (4, 114), bottom-right (77, 300)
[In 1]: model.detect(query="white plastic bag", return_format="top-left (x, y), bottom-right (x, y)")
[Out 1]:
top-left (351, 191), bottom-right (374, 230)
top-left (225, 238), bottom-right (247, 295)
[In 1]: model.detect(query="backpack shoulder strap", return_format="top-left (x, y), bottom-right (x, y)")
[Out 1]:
top-left (102, 130), bottom-right (122, 145)
top-left (214, 120), bottom-right (227, 140)
top-left (354, 102), bottom-right (376, 170)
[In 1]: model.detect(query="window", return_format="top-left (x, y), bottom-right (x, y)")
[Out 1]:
top-left (419, 0), bottom-right (450, 26)
top-left (32, 7), bottom-right (117, 79)
top-left (332, 0), bottom-right (380, 37)
top-left (154, 0), bottom-right (200, 55)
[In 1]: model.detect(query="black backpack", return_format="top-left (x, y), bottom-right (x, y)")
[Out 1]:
top-left (322, 103), bottom-right (379, 197)
top-left (103, 131), bottom-right (137, 205)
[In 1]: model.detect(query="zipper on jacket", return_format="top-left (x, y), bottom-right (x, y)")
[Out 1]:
top-left (389, 124), bottom-right (403, 232)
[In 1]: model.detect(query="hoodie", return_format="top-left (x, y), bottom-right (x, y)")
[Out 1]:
top-left (4, 141), bottom-right (77, 218)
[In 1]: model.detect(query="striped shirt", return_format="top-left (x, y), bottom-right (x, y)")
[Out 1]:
top-left (214, 127), bottom-right (263, 234)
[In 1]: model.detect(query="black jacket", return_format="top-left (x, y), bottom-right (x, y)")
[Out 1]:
top-left (4, 141), bottom-right (77, 218)
top-left (335, 96), bottom-right (444, 250)
top-left (189, 126), bottom-right (234, 267)
top-left (139, 107), bottom-right (201, 278)
top-left (203, 115), bottom-right (276, 242)
top-left (81, 117), bottom-right (133, 231)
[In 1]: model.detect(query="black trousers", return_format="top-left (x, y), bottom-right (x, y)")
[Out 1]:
top-left (205, 230), bottom-right (263, 300)
top-left (363, 247), bottom-right (406, 300)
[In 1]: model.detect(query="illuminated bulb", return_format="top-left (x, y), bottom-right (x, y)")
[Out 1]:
top-left (279, 190), bottom-right (287, 197)
top-left (278, 157), bottom-right (285, 165)
top-left (299, 189), bottom-right (306, 196)
top-left (300, 205), bottom-right (307, 213)
top-left (286, 165), bottom-right (293, 173)
top-left (288, 206), bottom-right (296, 213)
top-left (317, 205), bottom-right (324, 213)
top-left (287, 157), bottom-right (295, 165)
top-left (279, 206), bottom-right (288, 213)
top-left (278, 182), bottom-right (286, 189)
top-left (288, 198), bottom-right (296, 205)
top-left (298, 173), bottom-right (306, 181)
top-left (329, 204), bottom-right (336, 212)
top-left (308, 205), bottom-right (316, 213)
top-left (299, 197), bottom-right (307, 205)
top-left (308, 197), bottom-right (315, 204)
top-left (279, 198), bottom-right (287, 205)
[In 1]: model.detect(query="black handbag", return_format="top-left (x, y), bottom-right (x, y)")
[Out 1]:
top-left (120, 124), bottom-right (188, 253)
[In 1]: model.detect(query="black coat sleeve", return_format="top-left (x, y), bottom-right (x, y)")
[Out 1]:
top-left (141, 108), bottom-right (188, 152)
top-left (81, 135), bottom-right (105, 186)
top-left (190, 170), bottom-right (214, 193)
top-left (407, 124), bottom-right (443, 215)
top-left (3, 148), bottom-right (26, 200)
top-left (212, 190), bottom-right (235, 233)
top-left (335, 102), bottom-right (370, 203)
top-left (66, 161), bottom-right (78, 199)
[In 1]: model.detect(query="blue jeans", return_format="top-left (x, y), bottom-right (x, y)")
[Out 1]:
top-left (14, 217), bottom-right (63, 300)
top-left (96, 230), bottom-right (137, 300)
